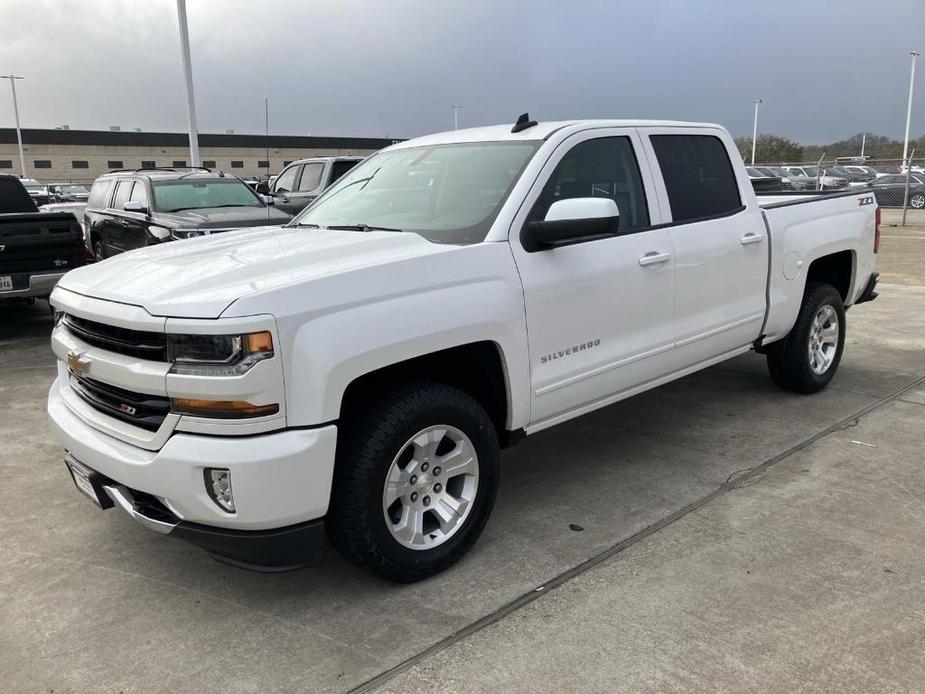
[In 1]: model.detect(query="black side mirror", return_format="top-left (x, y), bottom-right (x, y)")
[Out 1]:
top-left (521, 198), bottom-right (620, 253)
top-left (255, 181), bottom-right (270, 194)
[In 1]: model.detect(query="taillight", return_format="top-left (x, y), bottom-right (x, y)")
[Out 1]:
top-left (874, 206), bottom-right (881, 254)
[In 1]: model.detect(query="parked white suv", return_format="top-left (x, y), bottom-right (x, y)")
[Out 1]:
top-left (48, 117), bottom-right (880, 581)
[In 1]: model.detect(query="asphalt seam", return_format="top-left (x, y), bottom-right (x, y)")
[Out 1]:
top-left (351, 372), bottom-right (925, 694)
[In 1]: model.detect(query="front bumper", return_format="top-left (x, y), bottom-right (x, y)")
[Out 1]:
top-left (0, 270), bottom-right (67, 299)
top-left (49, 378), bottom-right (338, 569)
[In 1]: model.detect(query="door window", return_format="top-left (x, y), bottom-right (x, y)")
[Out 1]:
top-left (111, 181), bottom-right (132, 210)
top-left (297, 163), bottom-right (324, 191)
top-left (273, 165), bottom-right (298, 193)
top-left (649, 134), bottom-right (741, 223)
top-left (129, 182), bottom-right (149, 208)
top-left (530, 137), bottom-right (650, 232)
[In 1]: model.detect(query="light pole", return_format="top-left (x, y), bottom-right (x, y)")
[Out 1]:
top-left (175, 0), bottom-right (201, 167)
top-left (1, 74), bottom-right (26, 177)
top-left (451, 104), bottom-right (461, 130)
top-left (901, 50), bottom-right (919, 174)
top-left (264, 97), bottom-right (270, 178)
top-left (751, 98), bottom-right (762, 166)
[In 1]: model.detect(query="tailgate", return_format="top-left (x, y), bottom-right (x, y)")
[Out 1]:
top-left (0, 212), bottom-right (87, 276)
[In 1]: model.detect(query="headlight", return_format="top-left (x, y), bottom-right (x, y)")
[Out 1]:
top-left (168, 331), bottom-right (274, 376)
top-left (171, 228), bottom-right (208, 240)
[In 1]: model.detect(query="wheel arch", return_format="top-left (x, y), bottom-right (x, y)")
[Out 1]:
top-left (338, 340), bottom-right (518, 447)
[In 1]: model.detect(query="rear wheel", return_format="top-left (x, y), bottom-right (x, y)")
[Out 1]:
top-left (328, 382), bottom-right (500, 582)
top-left (92, 237), bottom-right (106, 261)
top-left (766, 282), bottom-right (845, 393)
top-left (911, 192), bottom-right (925, 209)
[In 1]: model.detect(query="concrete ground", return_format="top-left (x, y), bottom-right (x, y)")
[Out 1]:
top-left (1, 218), bottom-right (923, 693)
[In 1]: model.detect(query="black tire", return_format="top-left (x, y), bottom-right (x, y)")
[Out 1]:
top-left (911, 192), bottom-right (925, 209)
top-left (93, 237), bottom-right (106, 261)
top-left (766, 282), bottom-right (846, 393)
top-left (327, 381), bottom-right (500, 582)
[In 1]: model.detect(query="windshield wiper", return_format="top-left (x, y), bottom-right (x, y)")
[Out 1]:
top-left (291, 222), bottom-right (320, 228)
top-left (326, 224), bottom-right (403, 232)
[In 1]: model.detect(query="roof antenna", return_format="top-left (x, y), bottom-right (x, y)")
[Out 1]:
top-left (511, 112), bottom-right (537, 134)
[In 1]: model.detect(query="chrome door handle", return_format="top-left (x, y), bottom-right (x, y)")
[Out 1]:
top-left (740, 233), bottom-right (764, 245)
top-left (638, 251), bottom-right (671, 266)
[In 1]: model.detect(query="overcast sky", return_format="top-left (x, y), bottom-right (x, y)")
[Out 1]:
top-left (1, 0), bottom-right (923, 144)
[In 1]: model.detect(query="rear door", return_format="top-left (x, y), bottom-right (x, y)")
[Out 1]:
top-left (640, 128), bottom-right (768, 366)
top-left (510, 129), bottom-right (676, 427)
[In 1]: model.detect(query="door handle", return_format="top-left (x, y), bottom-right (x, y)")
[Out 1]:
top-left (638, 251), bottom-right (671, 266)
top-left (740, 233), bottom-right (764, 245)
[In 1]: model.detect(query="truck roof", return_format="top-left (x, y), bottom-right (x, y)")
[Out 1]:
top-left (390, 119), bottom-right (724, 149)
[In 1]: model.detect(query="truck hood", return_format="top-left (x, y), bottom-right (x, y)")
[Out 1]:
top-left (57, 226), bottom-right (444, 318)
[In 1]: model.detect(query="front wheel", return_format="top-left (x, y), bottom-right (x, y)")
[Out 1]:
top-left (328, 382), bottom-right (500, 582)
top-left (766, 282), bottom-right (846, 393)
top-left (910, 192), bottom-right (925, 209)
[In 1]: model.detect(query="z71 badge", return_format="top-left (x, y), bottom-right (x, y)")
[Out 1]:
top-left (540, 339), bottom-right (600, 364)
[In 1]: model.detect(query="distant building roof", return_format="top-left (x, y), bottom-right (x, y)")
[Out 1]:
top-left (0, 128), bottom-right (400, 150)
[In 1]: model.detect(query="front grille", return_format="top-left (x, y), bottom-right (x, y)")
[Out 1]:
top-left (64, 314), bottom-right (168, 361)
top-left (70, 373), bottom-right (170, 431)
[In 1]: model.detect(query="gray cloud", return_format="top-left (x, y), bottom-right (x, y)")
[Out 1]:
top-left (1, 0), bottom-right (923, 143)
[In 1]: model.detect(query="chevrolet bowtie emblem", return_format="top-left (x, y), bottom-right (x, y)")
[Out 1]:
top-left (67, 351), bottom-right (91, 375)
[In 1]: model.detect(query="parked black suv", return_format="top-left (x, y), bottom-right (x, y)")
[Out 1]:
top-left (85, 168), bottom-right (292, 260)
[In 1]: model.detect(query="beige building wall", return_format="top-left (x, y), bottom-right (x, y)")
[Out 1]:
top-left (0, 143), bottom-right (381, 183)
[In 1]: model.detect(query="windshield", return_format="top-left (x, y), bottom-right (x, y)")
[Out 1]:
top-left (152, 179), bottom-right (263, 212)
top-left (803, 166), bottom-right (819, 176)
top-left (290, 141), bottom-right (541, 245)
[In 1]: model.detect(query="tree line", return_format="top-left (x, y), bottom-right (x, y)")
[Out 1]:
top-left (734, 132), bottom-right (925, 165)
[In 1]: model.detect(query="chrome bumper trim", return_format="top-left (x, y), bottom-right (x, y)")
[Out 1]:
top-left (102, 484), bottom-right (179, 535)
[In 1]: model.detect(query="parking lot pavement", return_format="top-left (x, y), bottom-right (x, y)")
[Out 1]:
top-left (1, 233), bottom-right (923, 693)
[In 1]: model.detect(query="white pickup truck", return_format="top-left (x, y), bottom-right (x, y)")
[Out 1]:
top-left (48, 117), bottom-right (880, 582)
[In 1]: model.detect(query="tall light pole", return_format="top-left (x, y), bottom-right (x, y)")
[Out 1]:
top-left (751, 98), bottom-right (762, 165)
top-left (175, 0), bottom-right (201, 167)
top-left (264, 97), bottom-right (270, 178)
top-left (1, 75), bottom-right (26, 177)
top-left (451, 104), bottom-right (461, 130)
top-left (901, 50), bottom-right (919, 173)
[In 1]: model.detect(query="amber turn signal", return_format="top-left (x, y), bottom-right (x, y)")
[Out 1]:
top-left (171, 397), bottom-right (279, 419)
top-left (245, 331), bottom-right (274, 354)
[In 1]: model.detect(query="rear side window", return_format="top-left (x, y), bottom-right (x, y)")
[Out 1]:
top-left (330, 159), bottom-right (359, 184)
top-left (0, 177), bottom-right (37, 213)
top-left (650, 134), bottom-right (742, 222)
top-left (297, 163), bottom-right (324, 191)
top-left (530, 136), bottom-right (650, 233)
top-left (87, 180), bottom-right (112, 209)
top-left (112, 180), bottom-right (132, 210)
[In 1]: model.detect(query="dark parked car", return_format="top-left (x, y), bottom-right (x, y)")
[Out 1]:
top-left (85, 168), bottom-right (292, 260)
top-left (0, 174), bottom-right (86, 304)
top-left (20, 178), bottom-right (56, 206)
top-left (49, 183), bottom-right (91, 202)
top-left (258, 156), bottom-right (364, 215)
top-left (869, 173), bottom-right (925, 208)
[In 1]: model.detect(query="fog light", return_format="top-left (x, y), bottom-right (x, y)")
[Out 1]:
top-left (205, 468), bottom-right (235, 513)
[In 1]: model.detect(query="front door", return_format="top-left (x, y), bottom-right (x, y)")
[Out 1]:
top-left (105, 180), bottom-right (133, 254)
top-left (122, 181), bottom-right (151, 251)
top-left (270, 164), bottom-right (301, 214)
top-left (509, 130), bottom-right (676, 427)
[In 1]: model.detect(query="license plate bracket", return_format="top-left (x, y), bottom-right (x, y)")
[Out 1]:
top-left (65, 455), bottom-right (114, 509)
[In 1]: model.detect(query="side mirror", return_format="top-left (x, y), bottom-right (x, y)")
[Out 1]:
top-left (521, 198), bottom-right (620, 252)
top-left (255, 181), bottom-right (270, 194)
top-left (123, 200), bottom-right (148, 214)
top-left (260, 194), bottom-right (275, 205)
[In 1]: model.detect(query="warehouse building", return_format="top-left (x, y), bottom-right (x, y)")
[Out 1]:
top-left (0, 128), bottom-right (399, 183)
